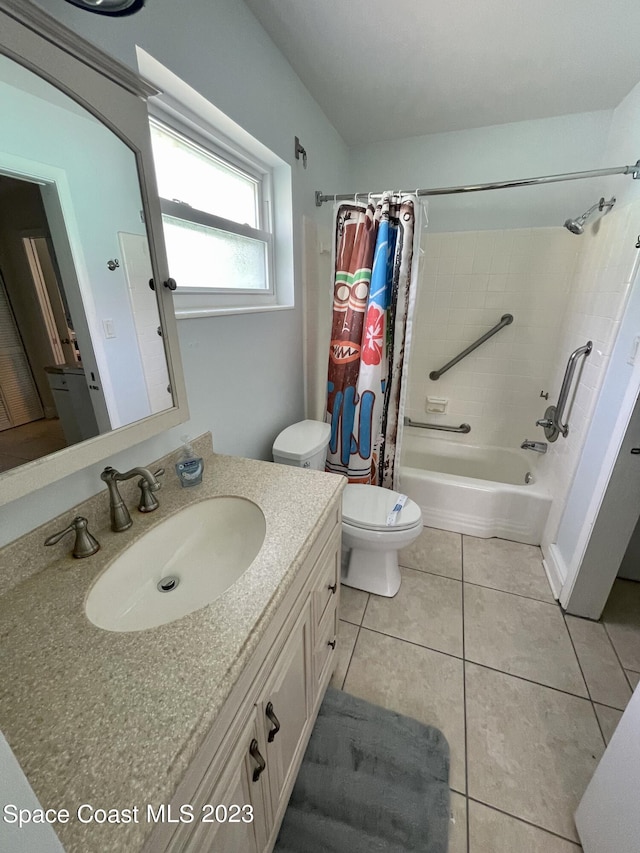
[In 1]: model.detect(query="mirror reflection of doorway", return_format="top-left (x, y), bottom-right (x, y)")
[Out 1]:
top-left (0, 175), bottom-right (95, 472)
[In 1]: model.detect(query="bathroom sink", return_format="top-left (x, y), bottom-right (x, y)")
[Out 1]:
top-left (85, 497), bottom-right (266, 632)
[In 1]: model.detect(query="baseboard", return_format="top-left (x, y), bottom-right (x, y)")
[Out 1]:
top-left (542, 543), bottom-right (566, 600)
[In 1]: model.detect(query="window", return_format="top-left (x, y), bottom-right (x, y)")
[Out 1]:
top-left (139, 48), bottom-right (294, 318)
top-left (150, 119), bottom-right (273, 295)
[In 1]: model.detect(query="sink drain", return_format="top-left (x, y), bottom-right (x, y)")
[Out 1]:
top-left (157, 576), bottom-right (180, 593)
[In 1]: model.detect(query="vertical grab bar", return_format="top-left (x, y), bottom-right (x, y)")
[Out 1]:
top-left (537, 341), bottom-right (592, 441)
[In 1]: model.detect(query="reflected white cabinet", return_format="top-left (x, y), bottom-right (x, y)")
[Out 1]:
top-left (145, 500), bottom-right (341, 853)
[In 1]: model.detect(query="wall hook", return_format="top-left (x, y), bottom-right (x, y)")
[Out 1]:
top-left (540, 390), bottom-right (549, 400)
top-left (294, 136), bottom-right (307, 169)
top-left (635, 235), bottom-right (640, 248)
top-left (107, 259), bottom-right (120, 271)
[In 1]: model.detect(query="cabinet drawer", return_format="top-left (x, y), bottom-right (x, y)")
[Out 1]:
top-left (311, 530), bottom-right (340, 629)
top-left (314, 601), bottom-right (337, 688)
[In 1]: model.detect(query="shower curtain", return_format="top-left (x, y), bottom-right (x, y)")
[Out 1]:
top-left (324, 193), bottom-right (420, 488)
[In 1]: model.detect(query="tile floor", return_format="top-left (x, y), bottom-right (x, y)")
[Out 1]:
top-left (0, 418), bottom-right (67, 473)
top-left (332, 527), bottom-right (640, 853)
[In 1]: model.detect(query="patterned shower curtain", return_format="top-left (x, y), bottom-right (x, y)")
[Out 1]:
top-left (324, 193), bottom-right (419, 488)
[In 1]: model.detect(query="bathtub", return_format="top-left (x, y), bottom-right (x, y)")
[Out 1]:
top-left (399, 431), bottom-right (551, 545)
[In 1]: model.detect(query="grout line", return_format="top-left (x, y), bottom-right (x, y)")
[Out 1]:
top-left (399, 563), bottom-right (462, 585)
top-left (461, 535), bottom-right (471, 853)
top-left (339, 593), bottom-right (370, 690)
top-left (357, 625), bottom-right (464, 662)
top-left (466, 797), bottom-right (582, 847)
top-left (560, 608), bottom-right (606, 746)
top-left (339, 621), bottom-right (362, 691)
top-left (461, 577), bottom-right (557, 607)
top-left (602, 620), bottom-right (637, 692)
top-left (463, 659), bottom-right (596, 703)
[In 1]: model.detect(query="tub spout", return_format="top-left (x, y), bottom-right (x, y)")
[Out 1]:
top-left (521, 440), bottom-right (547, 453)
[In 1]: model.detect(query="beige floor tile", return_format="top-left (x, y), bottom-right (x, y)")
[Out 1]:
top-left (466, 663), bottom-right (603, 842)
top-left (626, 669), bottom-right (640, 689)
top-left (344, 627), bottom-right (466, 793)
top-left (465, 586), bottom-right (587, 696)
top-left (449, 791), bottom-right (467, 853)
top-left (462, 536), bottom-right (555, 603)
top-left (339, 584), bottom-right (369, 625)
top-left (330, 620), bottom-right (359, 690)
top-left (468, 800), bottom-right (581, 852)
top-left (399, 527), bottom-right (462, 580)
top-left (593, 703), bottom-right (623, 745)
top-left (602, 580), bottom-right (640, 671)
top-left (363, 567), bottom-right (463, 657)
top-left (565, 615), bottom-right (631, 709)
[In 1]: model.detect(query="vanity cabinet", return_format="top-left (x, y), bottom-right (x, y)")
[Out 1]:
top-left (145, 501), bottom-right (341, 853)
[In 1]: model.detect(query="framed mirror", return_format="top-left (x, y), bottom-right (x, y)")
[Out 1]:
top-left (0, 0), bottom-right (188, 507)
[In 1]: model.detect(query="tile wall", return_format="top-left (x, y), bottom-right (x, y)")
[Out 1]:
top-left (539, 200), bottom-right (640, 544)
top-left (407, 227), bottom-right (579, 448)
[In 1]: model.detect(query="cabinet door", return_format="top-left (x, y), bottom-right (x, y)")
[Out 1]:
top-left (173, 709), bottom-right (271, 853)
top-left (259, 600), bottom-right (312, 818)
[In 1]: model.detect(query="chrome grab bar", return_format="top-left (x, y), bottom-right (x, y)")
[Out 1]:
top-left (429, 314), bottom-right (513, 380)
top-left (536, 341), bottom-right (592, 442)
top-left (404, 416), bottom-right (471, 434)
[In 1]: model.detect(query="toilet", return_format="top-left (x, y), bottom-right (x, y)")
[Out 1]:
top-left (272, 420), bottom-right (423, 597)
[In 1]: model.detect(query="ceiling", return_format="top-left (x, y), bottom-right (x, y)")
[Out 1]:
top-left (243, 0), bottom-right (640, 147)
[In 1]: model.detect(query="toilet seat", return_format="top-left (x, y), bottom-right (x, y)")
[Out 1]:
top-left (342, 484), bottom-right (422, 532)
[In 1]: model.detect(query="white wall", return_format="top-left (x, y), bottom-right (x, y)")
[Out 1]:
top-left (0, 0), bottom-right (348, 546)
top-left (347, 111), bottom-right (614, 232)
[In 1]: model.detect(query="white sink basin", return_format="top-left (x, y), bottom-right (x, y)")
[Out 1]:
top-left (85, 497), bottom-right (266, 632)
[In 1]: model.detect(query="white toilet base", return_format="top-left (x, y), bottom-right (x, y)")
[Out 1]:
top-left (341, 547), bottom-right (402, 597)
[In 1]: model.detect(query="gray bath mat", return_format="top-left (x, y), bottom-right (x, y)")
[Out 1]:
top-left (274, 688), bottom-right (450, 853)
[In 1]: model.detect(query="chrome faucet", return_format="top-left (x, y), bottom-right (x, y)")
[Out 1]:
top-left (101, 466), bottom-right (162, 532)
top-left (521, 440), bottom-right (547, 454)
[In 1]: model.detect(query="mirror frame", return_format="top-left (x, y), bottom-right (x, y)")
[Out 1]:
top-left (0, 0), bottom-right (189, 507)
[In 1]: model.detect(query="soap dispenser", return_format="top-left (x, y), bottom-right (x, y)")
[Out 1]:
top-left (175, 436), bottom-right (204, 488)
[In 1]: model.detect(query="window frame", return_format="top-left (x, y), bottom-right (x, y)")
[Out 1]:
top-left (149, 114), bottom-right (276, 299)
top-left (136, 48), bottom-right (295, 320)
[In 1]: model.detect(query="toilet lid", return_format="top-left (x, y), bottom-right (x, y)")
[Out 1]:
top-left (342, 484), bottom-right (422, 532)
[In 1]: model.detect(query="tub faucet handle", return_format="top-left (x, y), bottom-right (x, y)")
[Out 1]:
top-left (536, 416), bottom-right (554, 428)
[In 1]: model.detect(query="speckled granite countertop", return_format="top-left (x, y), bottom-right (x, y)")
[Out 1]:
top-left (0, 448), bottom-right (344, 852)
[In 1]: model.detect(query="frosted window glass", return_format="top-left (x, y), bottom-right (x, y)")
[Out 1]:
top-left (162, 216), bottom-right (267, 291)
top-left (150, 123), bottom-right (259, 228)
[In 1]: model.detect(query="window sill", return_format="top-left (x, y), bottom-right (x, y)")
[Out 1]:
top-left (174, 302), bottom-right (294, 320)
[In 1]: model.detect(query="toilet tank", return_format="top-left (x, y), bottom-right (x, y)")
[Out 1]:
top-left (272, 420), bottom-right (331, 470)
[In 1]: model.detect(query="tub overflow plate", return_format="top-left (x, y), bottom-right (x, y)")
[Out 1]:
top-left (157, 576), bottom-right (180, 593)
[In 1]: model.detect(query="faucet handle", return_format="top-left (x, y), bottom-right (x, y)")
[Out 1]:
top-left (138, 468), bottom-right (164, 513)
top-left (44, 516), bottom-right (100, 558)
top-left (536, 417), bottom-right (554, 428)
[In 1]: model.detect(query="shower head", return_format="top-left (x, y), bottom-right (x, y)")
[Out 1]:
top-left (564, 217), bottom-right (585, 235)
top-left (564, 196), bottom-right (616, 235)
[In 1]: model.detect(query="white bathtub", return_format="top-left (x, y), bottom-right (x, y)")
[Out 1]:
top-left (399, 431), bottom-right (551, 545)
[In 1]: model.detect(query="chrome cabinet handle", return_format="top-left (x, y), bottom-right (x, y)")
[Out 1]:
top-left (249, 739), bottom-right (266, 782)
top-left (328, 582), bottom-right (337, 594)
top-left (265, 702), bottom-right (281, 743)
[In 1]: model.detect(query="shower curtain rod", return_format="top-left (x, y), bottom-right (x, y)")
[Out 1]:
top-left (314, 160), bottom-right (640, 207)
